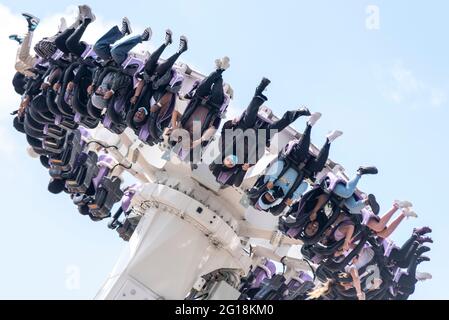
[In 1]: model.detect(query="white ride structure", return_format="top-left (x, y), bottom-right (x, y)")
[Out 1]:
top-left (75, 62), bottom-right (346, 300)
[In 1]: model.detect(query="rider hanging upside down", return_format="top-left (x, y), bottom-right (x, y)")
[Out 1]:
top-left (248, 112), bottom-right (343, 212)
top-left (90, 20), bottom-right (151, 111)
top-left (307, 166), bottom-right (380, 223)
top-left (129, 31), bottom-right (188, 141)
top-left (10, 12), bottom-right (41, 78)
top-left (209, 77), bottom-right (313, 187)
top-left (165, 57), bottom-right (232, 157)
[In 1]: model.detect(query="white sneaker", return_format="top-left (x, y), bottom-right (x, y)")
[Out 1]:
top-left (394, 200), bottom-right (413, 209)
top-left (403, 209), bottom-right (418, 218)
top-left (327, 130), bottom-right (343, 143)
top-left (308, 112), bottom-right (322, 127)
top-left (215, 59), bottom-right (222, 70)
top-left (221, 56), bottom-right (230, 70)
top-left (58, 17), bottom-right (67, 32)
top-left (415, 272), bottom-right (432, 282)
top-left (80, 5), bottom-right (95, 22)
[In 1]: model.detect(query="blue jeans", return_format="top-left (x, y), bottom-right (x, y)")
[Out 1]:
top-left (333, 174), bottom-right (365, 214)
top-left (94, 26), bottom-right (124, 61)
top-left (94, 26), bottom-right (143, 65)
top-left (111, 35), bottom-right (143, 65)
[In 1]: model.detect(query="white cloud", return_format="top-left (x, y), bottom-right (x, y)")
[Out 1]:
top-left (379, 60), bottom-right (447, 108)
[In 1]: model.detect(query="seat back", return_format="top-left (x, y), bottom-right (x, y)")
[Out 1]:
top-left (66, 151), bottom-right (99, 194)
top-left (89, 176), bottom-right (124, 219)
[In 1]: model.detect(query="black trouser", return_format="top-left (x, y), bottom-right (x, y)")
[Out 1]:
top-left (291, 124), bottom-right (312, 164)
top-left (390, 234), bottom-right (419, 268)
top-left (195, 70), bottom-right (225, 106)
top-left (239, 96), bottom-right (266, 130)
top-left (239, 97), bottom-right (303, 141)
top-left (304, 139), bottom-right (331, 175)
top-left (396, 254), bottom-right (419, 299)
top-left (139, 48), bottom-right (184, 108)
top-left (144, 43), bottom-right (168, 76)
top-left (55, 19), bottom-right (91, 56)
top-left (156, 51), bottom-right (183, 77)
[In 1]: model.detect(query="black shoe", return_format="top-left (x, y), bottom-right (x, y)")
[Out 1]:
top-left (165, 29), bottom-right (173, 45)
top-left (255, 77), bottom-right (271, 100)
top-left (414, 226), bottom-right (432, 236)
top-left (121, 17), bottom-right (132, 35)
top-left (357, 166), bottom-right (378, 176)
top-left (22, 13), bottom-right (40, 31)
top-left (296, 107), bottom-right (311, 117)
top-left (367, 194), bottom-right (380, 215)
top-left (416, 246), bottom-right (431, 256)
top-left (417, 256), bottom-right (431, 264)
top-left (417, 236), bottom-right (433, 245)
top-left (141, 27), bottom-right (152, 42)
top-left (178, 36), bottom-right (188, 54)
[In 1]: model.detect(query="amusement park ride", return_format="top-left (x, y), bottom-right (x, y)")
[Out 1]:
top-left (86, 60), bottom-right (318, 300)
top-left (12, 9), bottom-right (431, 300)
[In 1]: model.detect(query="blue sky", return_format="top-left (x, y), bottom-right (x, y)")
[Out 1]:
top-left (0, 0), bottom-right (447, 299)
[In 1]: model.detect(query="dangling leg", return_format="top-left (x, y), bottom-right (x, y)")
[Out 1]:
top-left (266, 107), bottom-right (311, 134)
top-left (144, 29), bottom-right (172, 76)
top-left (390, 233), bottom-right (419, 267)
top-left (55, 27), bottom-right (76, 54)
top-left (195, 71), bottom-right (223, 97)
top-left (66, 18), bottom-right (92, 57)
top-left (333, 166), bottom-right (378, 199)
top-left (377, 208), bottom-right (417, 239)
top-left (289, 119), bottom-right (315, 164)
top-left (111, 31), bottom-right (148, 65)
top-left (54, 5), bottom-right (87, 54)
top-left (208, 76), bottom-right (225, 106)
top-left (93, 18), bottom-right (131, 61)
top-left (239, 78), bottom-right (270, 130)
top-left (153, 35), bottom-right (188, 77)
top-left (305, 131), bottom-right (343, 176)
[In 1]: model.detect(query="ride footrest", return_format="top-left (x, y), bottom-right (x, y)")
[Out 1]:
top-left (66, 151), bottom-right (99, 194)
top-left (59, 118), bottom-right (79, 131)
top-left (80, 116), bottom-right (100, 129)
top-left (49, 130), bottom-right (82, 171)
top-left (46, 125), bottom-right (67, 140)
top-left (253, 275), bottom-right (287, 300)
top-left (116, 213), bottom-right (141, 242)
top-left (89, 176), bottom-right (124, 220)
top-left (43, 137), bottom-right (65, 154)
